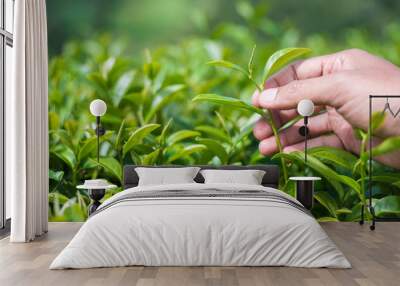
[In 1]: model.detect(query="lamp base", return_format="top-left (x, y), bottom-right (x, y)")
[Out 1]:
top-left (296, 180), bottom-right (314, 210)
top-left (289, 177), bottom-right (321, 210)
top-left (88, 188), bottom-right (105, 215)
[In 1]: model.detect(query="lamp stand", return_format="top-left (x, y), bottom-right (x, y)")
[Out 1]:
top-left (298, 116), bottom-right (309, 164)
top-left (95, 116), bottom-right (105, 163)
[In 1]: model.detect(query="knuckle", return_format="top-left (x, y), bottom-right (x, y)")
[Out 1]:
top-left (253, 127), bottom-right (264, 140)
top-left (339, 122), bottom-right (353, 138)
top-left (344, 48), bottom-right (368, 60)
top-left (285, 80), bottom-right (303, 95)
top-left (258, 142), bottom-right (267, 155)
top-left (346, 48), bottom-right (364, 56)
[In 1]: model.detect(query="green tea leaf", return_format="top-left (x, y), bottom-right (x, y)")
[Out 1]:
top-left (48, 192), bottom-right (69, 205)
top-left (308, 146), bottom-right (358, 170)
top-left (207, 60), bottom-right (249, 77)
top-left (335, 208), bottom-right (352, 215)
top-left (354, 128), bottom-right (367, 141)
top-left (373, 195), bottom-right (400, 218)
top-left (78, 137), bottom-right (98, 162)
top-left (341, 203), bottom-right (363, 222)
top-left (167, 144), bottom-right (207, 163)
top-left (132, 144), bottom-right (155, 155)
top-left (87, 72), bottom-right (108, 92)
top-left (123, 124), bottom-right (160, 157)
top-left (196, 138), bottom-right (228, 163)
top-left (236, 1), bottom-right (254, 20)
top-left (273, 152), bottom-right (359, 200)
top-left (63, 202), bottom-right (86, 222)
top-left (352, 159), bottom-right (363, 176)
top-left (89, 157), bottom-right (122, 183)
top-left (357, 174), bottom-right (400, 184)
top-left (278, 115), bottom-right (302, 132)
top-left (49, 111), bottom-right (60, 130)
top-left (51, 144), bottom-right (77, 170)
top-left (193, 94), bottom-right (265, 115)
top-left (76, 191), bottom-right (88, 217)
top-left (115, 119), bottom-right (126, 151)
top-left (195, 125), bottom-right (231, 144)
top-left (49, 170), bottom-right (64, 182)
top-left (167, 130), bottom-right (201, 145)
top-left (145, 84), bottom-right (185, 122)
top-left (371, 136), bottom-right (400, 157)
top-left (233, 116), bottom-right (257, 146)
top-left (215, 111), bottom-right (230, 137)
top-left (262, 47), bottom-right (311, 82)
top-left (159, 119), bottom-right (173, 146)
top-left (142, 149), bottom-right (161, 165)
top-left (370, 111), bottom-right (386, 134)
top-left (314, 192), bottom-right (338, 218)
top-left (317, 217), bottom-right (339, 222)
top-left (101, 57), bottom-right (116, 79)
top-left (113, 70), bottom-right (136, 106)
top-left (247, 44), bottom-right (256, 75)
top-left (339, 175), bottom-right (361, 196)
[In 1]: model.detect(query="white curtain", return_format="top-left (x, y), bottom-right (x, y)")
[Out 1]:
top-left (7, 0), bottom-right (49, 242)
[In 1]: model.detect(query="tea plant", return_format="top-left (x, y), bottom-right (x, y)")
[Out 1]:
top-left (193, 46), bottom-right (311, 188)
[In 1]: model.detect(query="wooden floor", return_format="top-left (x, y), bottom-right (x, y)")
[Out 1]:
top-left (0, 222), bottom-right (399, 286)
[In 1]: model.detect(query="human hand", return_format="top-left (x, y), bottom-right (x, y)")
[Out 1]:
top-left (252, 49), bottom-right (400, 168)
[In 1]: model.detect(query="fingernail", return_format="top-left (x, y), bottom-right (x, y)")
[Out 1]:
top-left (259, 88), bottom-right (278, 105)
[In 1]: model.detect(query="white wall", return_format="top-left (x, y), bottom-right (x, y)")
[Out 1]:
top-left (5, 43), bottom-right (13, 220)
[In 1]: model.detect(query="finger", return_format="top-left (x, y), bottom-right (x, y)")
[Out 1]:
top-left (254, 108), bottom-right (326, 141)
top-left (257, 113), bottom-right (331, 154)
top-left (253, 89), bottom-right (304, 112)
top-left (264, 52), bottom-right (342, 89)
top-left (279, 112), bottom-right (331, 145)
top-left (258, 74), bottom-right (342, 111)
top-left (253, 120), bottom-right (272, 141)
top-left (253, 109), bottom-right (299, 140)
top-left (252, 90), bottom-right (260, 107)
top-left (283, 134), bottom-right (344, 153)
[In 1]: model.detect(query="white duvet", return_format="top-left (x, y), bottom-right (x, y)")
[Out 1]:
top-left (50, 183), bottom-right (351, 269)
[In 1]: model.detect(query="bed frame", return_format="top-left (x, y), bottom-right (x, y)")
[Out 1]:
top-left (123, 165), bottom-right (280, 189)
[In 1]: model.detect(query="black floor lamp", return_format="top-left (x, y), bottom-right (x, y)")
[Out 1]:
top-left (297, 99), bottom-right (315, 164)
top-left (79, 99), bottom-right (110, 215)
top-left (363, 95), bottom-right (400, 230)
top-left (89, 99), bottom-right (107, 163)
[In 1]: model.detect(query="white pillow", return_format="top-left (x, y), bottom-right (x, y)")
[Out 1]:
top-left (200, 169), bottom-right (266, 185)
top-left (135, 167), bottom-right (200, 186)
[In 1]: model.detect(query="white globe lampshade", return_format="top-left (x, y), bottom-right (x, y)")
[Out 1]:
top-left (90, 99), bottom-right (107, 116)
top-left (297, 99), bottom-right (314, 117)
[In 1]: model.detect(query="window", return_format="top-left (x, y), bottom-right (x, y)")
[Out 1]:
top-left (0, 0), bottom-right (14, 231)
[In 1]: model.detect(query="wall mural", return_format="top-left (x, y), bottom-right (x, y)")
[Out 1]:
top-left (48, 1), bottom-right (400, 222)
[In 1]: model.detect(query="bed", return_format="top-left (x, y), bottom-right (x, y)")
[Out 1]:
top-left (50, 165), bottom-right (351, 269)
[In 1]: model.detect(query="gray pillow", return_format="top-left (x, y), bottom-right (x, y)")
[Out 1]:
top-left (200, 169), bottom-right (266, 185)
top-left (135, 167), bottom-right (200, 186)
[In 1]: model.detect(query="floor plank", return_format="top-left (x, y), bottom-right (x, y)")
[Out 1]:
top-left (0, 222), bottom-right (399, 286)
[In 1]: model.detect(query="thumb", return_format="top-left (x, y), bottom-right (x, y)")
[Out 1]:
top-left (257, 74), bottom-right (342, 110)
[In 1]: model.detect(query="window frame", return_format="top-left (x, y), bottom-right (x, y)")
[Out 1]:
top-left (0, 0), bottom-right (13, 233)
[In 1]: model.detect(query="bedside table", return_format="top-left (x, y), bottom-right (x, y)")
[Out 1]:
top-left (77, 179), bottom-right (117, 215)
top-left (289, 177), bottom-right (321, 210)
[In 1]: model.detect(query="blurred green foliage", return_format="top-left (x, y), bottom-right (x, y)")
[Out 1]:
top-left (48, 0), bottom-right (400, 221)
top-left (47, 0), bottom-right (400, 56)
